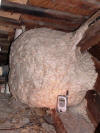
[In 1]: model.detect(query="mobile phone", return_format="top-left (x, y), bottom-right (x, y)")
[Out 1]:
top-left (57, 95), bottom-right (68, 113)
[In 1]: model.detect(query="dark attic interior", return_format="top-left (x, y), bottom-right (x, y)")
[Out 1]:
top-left (0, 0), bottom-right (100, 133)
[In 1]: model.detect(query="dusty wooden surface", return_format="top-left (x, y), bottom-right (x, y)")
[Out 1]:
top-left (0, 94), bottom-right (56, 133)
top-left (52, 109), bottom-right (94, 133)
top-left (52, 110), bottom-right (67, 133)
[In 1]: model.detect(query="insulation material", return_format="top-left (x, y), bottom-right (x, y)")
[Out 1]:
top-left (9, 28), bottom-right (97, 109)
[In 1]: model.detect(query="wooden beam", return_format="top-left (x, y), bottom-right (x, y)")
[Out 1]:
top-left (0, 45), bottom-right (10, 51)
top-left (0, 17), bottom-right (19, 40)
top-left (0, 53), bottom-right (8, 58)
top-left (8, 0), bottom-right (28, 4)
top-left (0, 14), bottom-right (81, 32)
top-left (0, 12), bottom-right (81, 32)
top-left (78, 19), bottom-right (100, 52)
top-left (92, 57), bottom-right (100, 93)
top-left (52, 110), bottom-right (67, 133)
top-left (80, 33), bottom-right (100, 52)
top-left (0, 50), bottom-right (9, 54)
top-left (0, 57), bottom-right (8, 65)
top-left (92, 56), bottom-right (100, 71)
top-left (0, 38), bottom-right (10, 43)
top-left (86, 90), bottom-right (100, 127)
top-left (95, 74), bottom-right (100, 93)
top-left (0, 0), bottom-right (28, 20)
top-left (0, 16), bottom-right (20, 25)
top-left (21, 17), bottom-right (80, 32)
top-left (21, 13), bottom-right (84, 31)
top-left (89, 44), bottom-right (100, 61)
top-left (28, 0), bottom-right (100, 16)
top-left (0, 12), bottom-right (83, 32)
top-left (0, 10), bottom-right (21, 20)
top-left (0, 30), bottom-right (8, 38)
top-left (82, 0), bottom-right (100, 5)
top-left (0, 24), bottom-right (15, 33)
top-left (52, 109), bottom-right (94, 133)
top-left (0, 53), bottom-right (8, 56)
top-left (0, 0), bottom-right (87, 21)
top-left (0, 76), bottom-right (6, 84)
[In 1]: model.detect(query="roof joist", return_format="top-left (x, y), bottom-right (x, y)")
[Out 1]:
top-left (78, 12), bottom-right (100, 52)
top-left (0, 0), bottom-right (87, 21)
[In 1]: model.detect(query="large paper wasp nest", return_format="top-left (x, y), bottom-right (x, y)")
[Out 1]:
top-left (9, 27), bottom-right (97, 109)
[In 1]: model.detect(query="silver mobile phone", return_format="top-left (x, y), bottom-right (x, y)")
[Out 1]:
top-left (57, 91), bottom-right (68, 113)
top-left (57, 95), bottom-right (68, 112)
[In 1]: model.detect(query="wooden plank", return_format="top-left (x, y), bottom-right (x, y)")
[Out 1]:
top-left (86, 90), bottom-right (100, 127)
top-left (21, 15), bottom-right (81, 32)
top-left (1, 0), bottom-right (87, 20)
top-left (2, 0), bottom-right (99, 33)
top-left (92, 57), bottom-right (100, 93)
top-left (89, 44), bottom-right (100, 61)
top-left (0, 53), bottom-right (8, 56)
top-left (93, 62), bottom-right (100, 94)
top-left (92, 56), bottom-right (100, 71)
top-left (52, 110), bottom-right (67, 133)
top-left (0, 23), bottom-right (16, 33)
top-left (0, 10), bottom-right (21, 20)
top-left (0, 30), bottom-right (8, 38)
top-left (82, 0), bottom-right (100, 5)
top-left (0, 16), bottom-right (20, 26)
top-left (21, 12), bottom-right (85, 31)
top-left (0, 42), bottom-right (10, 47)
top-left (80, 33), bottom-right (100, 52)
top-left (78, 19), bottom-right (100, 52)
top-left (0, 38), bottom-right (10, 43)
top-left (21, 13), bottom-right (83, 25)
top-left (0, 57), bottom-right (8, 65)
top-left (28, 0), bottom-right (100, 16)
top-left (0, 76), bottom-right (6, 84)
top-left (1, 0), bottom-right (27, 26)
top-left (95, 74), bottom-right (100, 93)
top-left (52, 109), bottom-right (94, 133)
top-left (0, 45), bottom-right (9, 51)
top-left (8, 0), bottom-right (28, 4)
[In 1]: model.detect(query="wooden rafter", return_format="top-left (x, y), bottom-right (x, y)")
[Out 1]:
top-left (92, 56), bottom-right (100, 71)
top-left (8, 0), bottom-right (28, 4)
top-left (80, 33), bottom-right (100, 52)
top-left (28, 0), bottom-right (100, 16)
top-left (0, 10), bottom-right (21, 20)
top-left (1, 0), bottom-right (87, 20)
top-left (86, 90), bottom-right (100, 127)
top-left (92, 56), bottom-right (100, 93)
top-left (78, 14), bottom-right (100, 52)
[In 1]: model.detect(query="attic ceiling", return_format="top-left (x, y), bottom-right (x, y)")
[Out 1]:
top-left (0, 0), bottom-right (100, 66)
